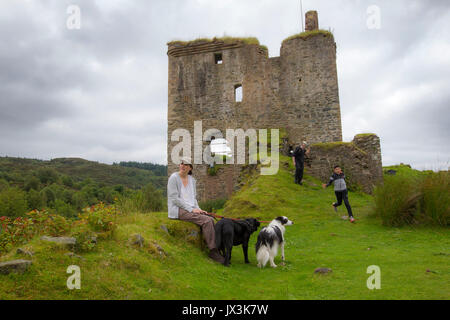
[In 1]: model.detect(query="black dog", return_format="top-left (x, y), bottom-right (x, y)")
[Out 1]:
top-left (215, 218), bottom-right (260, 266)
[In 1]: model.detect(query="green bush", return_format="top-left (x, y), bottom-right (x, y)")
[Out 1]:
top-left (373, 172), bottom-right (449, 227)
top-left (419, 172), bottom-right (449, 226)
top-left (37, 168), bottom-right (59, 185)
top-left (0, 187), bottom-right (28, 218)
top-left (27, 189), bottom-right (44, 210)
top-left (141, 183), bottom-right (164, 212)
top-left (53, 199), bottom-right (77, 218)
top-left (24, 176), bottom-right (40, 191)
top-left (199, 198), bottom-right (227, 213)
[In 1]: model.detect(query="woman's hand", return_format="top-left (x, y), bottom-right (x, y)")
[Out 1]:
top-left (192, 208), bottom-right (206, 214)
top-left (322, 184), bottom-right (327, 189)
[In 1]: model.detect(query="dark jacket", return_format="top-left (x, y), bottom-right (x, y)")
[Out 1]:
top-left (292, 147), bottom-right (306, 166)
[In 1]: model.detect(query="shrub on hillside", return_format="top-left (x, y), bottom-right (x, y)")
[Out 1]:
top-left (37, 168), bottom-right (59, 185)
top-left (0, 209), bottom-right (71, 253)
top-left (27, 189), bottom-right (44, 210)
top-left (199, 198), bottom-right (227, 213)
top-left (373, 171), bottom-right (449, 227)
top-left (0, 187), bottom-right (28, 218)
top-left (418, 172), bottom-right (449, 226)
top-left (116, 183), bottom-right (164, 214)
top-left (77, 203), bottom-right (118, 234)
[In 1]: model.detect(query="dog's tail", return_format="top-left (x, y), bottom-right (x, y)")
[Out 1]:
top-left (256, 245), bottom-right (270, 268)
top-left (255, 233), bottom-right (270, 268)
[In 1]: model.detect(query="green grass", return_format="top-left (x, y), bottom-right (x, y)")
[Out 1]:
top-left (1, 157), bottom-right (449, 299)
top-left (282, 29), bottom-right (334, 44)
top-left (167, 36), bottom-right (268, 52)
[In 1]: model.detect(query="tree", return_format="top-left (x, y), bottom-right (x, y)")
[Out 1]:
top-left (62, 175), bottom-right (74, 188)
top-left (141, 183), bottom-right (164, 212)
top-left (27, 189), bottom-right (43, 210)
top-left (37, 168), bottom-right (59, 185)
top-left (0, 187), bottom-right (28, 218)
top-left (24, 176), bottom-right (40, 191)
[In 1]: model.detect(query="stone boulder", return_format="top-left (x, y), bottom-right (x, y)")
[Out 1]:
top-left (130, 234), bottom-right (145, 248)
top-left (314, 267), bottom-right (332, 275)
top-left (41, 236), bottom-right (76, 249)
top-left (0, 259), bottom-right (32, 275)
top-left (161, 220), bottom-right (205, 249)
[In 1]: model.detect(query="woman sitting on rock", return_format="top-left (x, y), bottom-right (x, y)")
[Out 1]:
top-left (167, 157), bottom-right (224, 264)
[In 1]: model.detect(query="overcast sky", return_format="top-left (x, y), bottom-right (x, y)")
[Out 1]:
top-left (0, 0), bottom-right (449, 170)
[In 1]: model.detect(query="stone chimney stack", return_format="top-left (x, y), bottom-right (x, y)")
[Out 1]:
top-left (305, 10), bottom-right (319, 31)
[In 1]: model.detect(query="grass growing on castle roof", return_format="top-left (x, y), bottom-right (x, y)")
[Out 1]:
top-left (167, 36), bottom-right (268, 52)
top-left (282, 29), bottom-right (334, 44)
top-left (168, 36), bottom-right (260, 46)
top-left (355, 133), bottom-right (377, 138)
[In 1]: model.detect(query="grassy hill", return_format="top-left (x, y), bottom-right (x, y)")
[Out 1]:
top-left (0, 157), bottom-right (448, 299)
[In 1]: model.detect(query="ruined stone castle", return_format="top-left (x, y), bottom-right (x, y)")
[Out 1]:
top-left (167, 11), bottom-right (383, 200)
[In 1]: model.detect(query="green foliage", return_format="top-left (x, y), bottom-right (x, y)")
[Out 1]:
top-left (116, 183), bottom-right (164, 214)
top-left (37, 168), bottom-right (59, 185)
top-left (61, 175), bottom-right (74, 188)
top-left (0, 179), bottom-right (9, 192)
top-left (419, 172), bottom-right (450, 226)
top-left (141, 184), bottom-right (164, 212)
top-left (24, 176), bottom-right (40, 191)
top-left (373, 175), bottom-right (420, 226)
top-left (27, 189), bottom-right (44, 210)
top-left (373, 170), bottom-right (449, 226)
top-left (0, 187), bottom-right (28, 218)
top-left (117, 161), bottom-right (167, 176)
top-left (53, 199), bottom-right (77, 218)
top-left (0, 209), bottom-right (71, 253)
top-left (77, 203), bottom-right (118, 234)
top-left (199, 198), bottom-right (227, 213)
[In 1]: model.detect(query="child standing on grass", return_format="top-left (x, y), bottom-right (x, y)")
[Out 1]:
top-left (322, 166), bottom-right (355, 223)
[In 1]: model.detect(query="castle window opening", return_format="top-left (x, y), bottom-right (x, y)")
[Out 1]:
top-left (214, 53), bottom-right (223, 64)
top-left (235, 84), bottom-right (243, 102)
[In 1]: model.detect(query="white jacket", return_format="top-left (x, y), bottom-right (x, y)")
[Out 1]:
top-left (167, 172), bottom-right (200, 219)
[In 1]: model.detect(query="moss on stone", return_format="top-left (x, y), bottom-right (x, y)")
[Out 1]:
top-left (282, 29), bottom-right (334, 44)
top-left (168, 36), bottom-right (262, 47)
top-left (355, 133), bottom-right (377, 138)
top-left (312, 141), bottom-right (367, 155)
top-left (311, 141), bottom-right (351, 150)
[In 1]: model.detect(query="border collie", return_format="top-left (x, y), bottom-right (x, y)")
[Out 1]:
top-left (215, 218), bottom-right (260, 266)
top-left (255, 216), bottom-right (293, 268)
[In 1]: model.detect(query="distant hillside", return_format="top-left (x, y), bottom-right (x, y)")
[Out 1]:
top-left (0, 157), bottom-right (167, 191)
top-left (116, 161), bottom-right (167, 177)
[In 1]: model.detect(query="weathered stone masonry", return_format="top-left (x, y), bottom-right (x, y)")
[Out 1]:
top-left (167, 11), bottom-right (382, 200)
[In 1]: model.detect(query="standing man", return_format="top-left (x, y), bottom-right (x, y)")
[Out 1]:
top-left (292, 141), bottom-right (310, 185)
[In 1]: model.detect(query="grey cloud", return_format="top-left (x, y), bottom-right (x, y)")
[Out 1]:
top-left (0, 0), bottom-right (448, 168)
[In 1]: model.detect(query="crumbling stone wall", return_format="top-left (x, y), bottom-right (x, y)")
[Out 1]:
top-left (305, 134), bottom-right (383, 193)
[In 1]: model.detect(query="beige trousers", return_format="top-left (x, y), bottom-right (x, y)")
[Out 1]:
top-left (178, 208), bottom-right (216, 250)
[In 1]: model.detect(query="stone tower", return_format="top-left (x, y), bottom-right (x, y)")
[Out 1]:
top-left (167, 11), bottom-right (380, 200)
